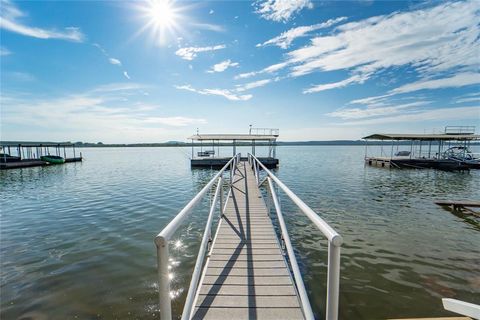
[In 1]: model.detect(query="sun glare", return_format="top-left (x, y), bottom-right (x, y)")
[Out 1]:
top-left (136, 0), bottom-right (184, 45)
top-left (149, 0), bottom-right (176, 29)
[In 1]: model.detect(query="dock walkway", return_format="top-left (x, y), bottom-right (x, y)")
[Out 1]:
top-left (191, 161), bottom-right (304, 319)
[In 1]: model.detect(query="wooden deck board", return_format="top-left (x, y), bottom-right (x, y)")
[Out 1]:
top-left (192, 161), bottom-right (304, 320)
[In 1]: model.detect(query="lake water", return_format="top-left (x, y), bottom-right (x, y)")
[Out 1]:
top-left (1, 146), bottom-right (479, 320)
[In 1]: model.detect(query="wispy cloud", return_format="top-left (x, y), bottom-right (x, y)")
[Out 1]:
top-left (143, 116), bottom-right (206, 127)
top-left (339, 106), bottom-right (480, 126)
top-left (207, 60), bottom-right (239, 73)
top-left (455, 92), bottom-right (480, 104)
top-left (303, 74), bottom-right (370, 94)
top-left (4, 71), bottom-right (36, 82)
top-left (328, 101), bottom-right (431, 120)
top-left (235, 79), bottom-right (274, 92)
top-left (109, 58), bottom-right (122, 66)
top-left (253, 0), bottom-right (313, 23)
top-left (0, 0), bottom-right (84, 42)
top-left (93, 43), bottom-right (130, 79)
top-left (0, 46), bottom-right (12, 56)
top-left (1, 83), bottom-right (207, 142)
top-left (390, 73), bottom-right (480, 95)
top-left (348, 72), bottom-right (480, 105)
top-left (175, 84), bottom-right (252, 101)
top-left (189, 22), bottom-right (225, 33)
top-left (241, 1), bottom-right (480, 97)
top-left (257, 17), bottom-right (347, 49)
top-left (175, 45), bottom-right (226, 60)
top-left (235, 62), bottom-right (288, 80)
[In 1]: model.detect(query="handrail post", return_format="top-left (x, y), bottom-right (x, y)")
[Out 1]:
top-left (219, 179), bottom-right (224, 217)
top-left (326, 242), bottom-right (341, 320)
top-left (155, 236), bottom-right (172, 320)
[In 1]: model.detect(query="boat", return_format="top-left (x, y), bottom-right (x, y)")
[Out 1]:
top-left (0, 153), bottom-right (22, 163)
top-left (40, 155), bottom-right (65, 164)
top-left (443, 146), bottom-right (480, 169)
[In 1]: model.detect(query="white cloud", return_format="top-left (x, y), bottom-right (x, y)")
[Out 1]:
top-left (189, 22), bottom-right (225, 33)
top-left (340, 106), bottom-right (480, 126)
top-left (303, 74), bottom-right (370, 94)
top-left (349, 72), bottom-right (480, 105)
top-left (175, 84), bottom-right (252, 101)
top-left (143, 116), bottom-right (207, 127)
top-left (109, 58), bottom-right (122, 66)
top-left (0, 46), bottom-right (12, 56)
top-left (289, 1), bottom-right (479, 80)
top-left (242, 1), bottom-right (480, 97)
top-left (328, 101), bottom-right (431, 120)
top-left (1, 83), bottom-right (207, 142)
top-left (209, 9), bottom-right (214, 14)
top-left (257, 17), bottom-right (347, 49)
top-left (235, 62), bottom-right (288, 80)
top-left (207, 60), bottom-right (239, 73)
top-left (123, 71), bottom-right (131, 80)
top-left (235, 79), bottom-right (273, 92)
top-left (391, 73), bottom-right (480, 95)
top-left (455, 92), bottom-right (480, 104)
top-left (0, 0), bottom-right (84, 42)
top-left (254, 0), bottom-right (313, 23)
top-left (175, 45), bottom-right (226, 60)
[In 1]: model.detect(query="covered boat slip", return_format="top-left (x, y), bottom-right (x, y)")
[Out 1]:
top-left (189, 128), bottom-right (279, 169)
top-left (0, 142), bottom-right (82, 169)
top-left (363, 126), bottom-right (480, 170)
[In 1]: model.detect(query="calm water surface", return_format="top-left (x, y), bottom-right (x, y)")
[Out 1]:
top-left (1, 146), bottom-right (479, 320)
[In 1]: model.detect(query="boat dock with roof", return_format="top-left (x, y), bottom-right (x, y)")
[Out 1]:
top-left (363, 126), bottom-right (480, 171)
top-left (189, 127), bottom-right (279, 169)
top-left (0, 142), bottom-right (82, 170)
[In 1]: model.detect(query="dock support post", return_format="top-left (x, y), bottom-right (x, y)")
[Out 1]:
top-left (155, 236), bottom-right (172, 320)
top-left (326, 242), bottom-right (341, 320)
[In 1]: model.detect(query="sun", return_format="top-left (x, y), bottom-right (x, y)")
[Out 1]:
top-left (136, 0), bottom-right (184, 45)
top-left (148, 0), bottom-right (176, 30)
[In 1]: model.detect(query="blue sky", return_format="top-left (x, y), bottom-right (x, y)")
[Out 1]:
top-left (1, 0), bottom-right (479, 143)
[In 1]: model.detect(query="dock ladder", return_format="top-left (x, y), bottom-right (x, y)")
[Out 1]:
top-left (155, 154), bottom-right (342, 320)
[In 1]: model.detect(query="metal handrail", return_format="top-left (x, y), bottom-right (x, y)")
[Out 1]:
top-left (248, 153), bottom-right (343, 320)
top-left (154, 153), bottom-right (240, 320)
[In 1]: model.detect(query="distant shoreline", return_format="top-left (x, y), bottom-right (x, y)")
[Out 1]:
top-left (59, 141), bottom-right (480, 147)
top-left (2, 140), bottom-right (479, 148)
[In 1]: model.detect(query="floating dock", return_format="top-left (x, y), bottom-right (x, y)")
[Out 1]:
top-left (0, 142), bottom-right (82, 170)
top-left (435, 200), bottom-right (480, 217)
top-left (189, 128), bottom-right (280, 169)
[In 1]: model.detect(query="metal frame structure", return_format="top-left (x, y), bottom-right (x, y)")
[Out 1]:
top-left (154, 154), bottom-right (240, 320)
top-left (248, 153), bottom-right (343, 320)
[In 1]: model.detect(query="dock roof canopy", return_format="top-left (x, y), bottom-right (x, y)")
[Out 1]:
top-left (363, 133), bottom-right (480, 141)
top-left (0, 141), bottom-right (75, 147)
top-left (189, 134), bottom-right (278, 141)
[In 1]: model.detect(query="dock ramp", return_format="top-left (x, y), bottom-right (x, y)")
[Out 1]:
top-left (155, 154), bottom-right (342, 320)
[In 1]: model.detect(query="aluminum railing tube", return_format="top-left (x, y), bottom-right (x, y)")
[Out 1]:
top-left (249, 154), bottom-right (342, 246)
top-left (154, 154), bottom-right (239, 320)
top-left (267, 177), bottom-right (315, 320)
top-left (181, 177), bottom-right (223, 320)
